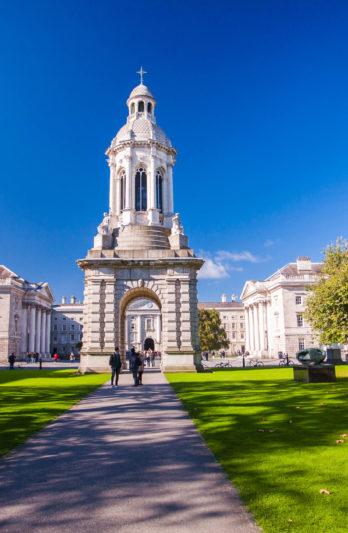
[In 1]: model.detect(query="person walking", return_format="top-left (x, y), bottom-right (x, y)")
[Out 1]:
top-left (130, 348), bottom-right (140, 386)
top-left (109, 347), bottom-right (122, 387)
top-left (138, 352), bottom-right (145, 385)
top-left (8, 352), bottom-right (16, 369)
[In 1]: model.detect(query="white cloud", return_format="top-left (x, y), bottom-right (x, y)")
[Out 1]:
top-left (198, 258), bottom-right (229, 279)
top-left (216, 250), bottom-right (263, 263)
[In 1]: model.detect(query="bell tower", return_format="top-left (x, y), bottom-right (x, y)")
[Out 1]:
top-left (77, 71), bottom-right (203, 372)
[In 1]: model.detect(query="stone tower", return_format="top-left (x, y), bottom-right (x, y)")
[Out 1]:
top-left (77, 75), bottom-right (203, 372)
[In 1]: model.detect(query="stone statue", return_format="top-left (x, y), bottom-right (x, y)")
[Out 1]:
top-left (97, 212), bottom-right (111, 235)
top-left (296, 348), bottom-right (325, 366)
top-left (171, 213), bottom-right (184, 236)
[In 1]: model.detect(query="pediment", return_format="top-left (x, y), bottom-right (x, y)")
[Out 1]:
top-left (0, 265), bottom-right (19, 279)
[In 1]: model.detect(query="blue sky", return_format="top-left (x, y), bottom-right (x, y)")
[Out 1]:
top-left (1, 0), bottom-right (348, 303)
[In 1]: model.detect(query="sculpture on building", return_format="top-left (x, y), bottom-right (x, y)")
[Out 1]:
top-left (171, 213), bottom-right (184, 236)
top-left (97, 212), bottom-right (111, 235)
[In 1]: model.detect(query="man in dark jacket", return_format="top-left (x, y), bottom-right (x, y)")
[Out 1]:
top-left (8, 353), bottom-right (16, 370)
top-left (109, 347), bottom-right (122, 386)
top-left (129, 347), bottom-right (140, 386)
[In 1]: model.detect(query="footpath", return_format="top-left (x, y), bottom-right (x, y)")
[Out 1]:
top-left (0, 370), bottom-right (258, 532)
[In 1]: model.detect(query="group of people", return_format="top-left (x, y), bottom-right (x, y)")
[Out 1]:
top-left (109, 346), bottom-right (147, 387)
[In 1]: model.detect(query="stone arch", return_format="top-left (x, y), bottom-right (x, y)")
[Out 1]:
top-left (119, 285), bottom-right (162, 364)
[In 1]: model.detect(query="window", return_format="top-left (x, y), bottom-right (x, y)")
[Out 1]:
top-left (135, 167), bottom-right (147, 211)
top-left (241, 332), bottom-right (245, 339)
top-left (54, 336), bottom-right (57, 342)
top-left (297, 314), bottom-right (303, 327)
top-left (71, 325), bottom-right (75, 330)
top-left (130, 102), bottom-right (135, 114)
top-left (146, 318), bottom-right (153, 330)
top-left (296, 295), bottom-right (302, 305)
top-left (63, 326), bottom-right (66, 331)
top-left (138, 101), bottom-right (144, 112)
top-left (223, 323), bottom-right (228, 330)
top-left (299, 338), bottom-right (305, 350)
top-left (54, 325), bottom-right (57, 331)
top-left (147, 102), bottom-right (152, 114)
top-left (232, 332), bottom-right (236, 339)
top-left (120, 170), bottom-right (126, 210)
top-left (156, 170), bottom-right (163, 212)
top-left (232, 323), bottom-right (236, 329)
top-left (240, 323), bottom-right (244, 329)
top-left (63, 317), bottom-right (66, 321)
top-left (71, 334), bottom-right (74, 341)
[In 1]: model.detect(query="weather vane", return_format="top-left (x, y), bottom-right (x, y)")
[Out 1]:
top-left (136, 66), bottom-right (147, 84)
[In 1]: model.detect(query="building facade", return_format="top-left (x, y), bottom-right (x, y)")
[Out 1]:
top-left (241, 257), bottom-right (321, 358)
top-left (77, 75), bottom-right (203, 372)
top-left (51, 297), bottom-right (83, 356)
top-left (199, 295), bottom-right (246, 354)
top-left (0, 265), bottom-right (53, 361)
top-left (125, 297), bottom-right (161, 352)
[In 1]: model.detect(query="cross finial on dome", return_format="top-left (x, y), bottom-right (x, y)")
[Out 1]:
top-left (136, 66), bottom-right (147, 84)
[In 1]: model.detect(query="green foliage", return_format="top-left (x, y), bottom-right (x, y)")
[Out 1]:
top-left (198, 309), bottom-right (229, 352)
top-left (305, 238), bottom-right (348, 344)
top-left (167, 367), bottom-right (348, 533)
top-left (0, 369), bottom-right (108, 456)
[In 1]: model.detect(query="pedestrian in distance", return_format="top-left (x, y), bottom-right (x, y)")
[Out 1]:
top-left (109, 347), bottom-right (122, 386)
top-left (130, 348), bottom-right (141, 386)
top-left (8, 352), bottom-right (16, 369)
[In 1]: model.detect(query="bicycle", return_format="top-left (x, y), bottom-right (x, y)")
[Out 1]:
top-left (279, 358), bottom-right (294, 367)
top-left (248, 358), bottom-right (264, 368)
top-left (215, 361), bottom-right (233, 368)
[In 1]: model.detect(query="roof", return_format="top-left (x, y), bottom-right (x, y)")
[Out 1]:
top-left (265, 262), bottom-right (322, 281)
top-left (128, 83), bottom-right (154, 100)
top-left (198, 301), bottom-right (244, 309)
top-left (113, 117), bottom-right (171, 148)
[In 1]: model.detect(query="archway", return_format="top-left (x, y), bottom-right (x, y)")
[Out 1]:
top-left (144, 337), bottom-right (155, 351)
top-left (119, 287), bottom-right (162, 367)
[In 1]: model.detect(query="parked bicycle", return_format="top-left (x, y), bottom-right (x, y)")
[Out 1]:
top-left (279, 358), bottom-right (294, 367)
top-left (215, 360), bottom-right (233, 368)
top-left (248, 358), bottom-right (264, 368)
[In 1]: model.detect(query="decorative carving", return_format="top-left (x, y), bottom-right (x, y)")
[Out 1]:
top-left (171, 213), bottom-right (184, 236)
top-left (97, 212), bottom-right (111, 235)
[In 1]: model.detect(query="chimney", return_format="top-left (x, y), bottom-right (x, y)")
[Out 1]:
top-left (231, 293), bottom-right (238, 302)
top-left (70, 296), bottom-right (76, 304)
top-left (61, 296), bottom-right (66, 304)
top-left (221, 293), bottom-right (227, 303)
top-left (296, 257), bottom-right (312, 272)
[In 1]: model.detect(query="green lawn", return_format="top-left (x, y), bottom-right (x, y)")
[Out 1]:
top-left (0, 369), bottom-right (108, 456)
top-left (167, 366), bottom-right (348, 533)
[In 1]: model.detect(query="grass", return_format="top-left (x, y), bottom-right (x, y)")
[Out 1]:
top-left (0, 369), bottom-right (108, 456)
top-left (167, 366), bottom-right (348, 533)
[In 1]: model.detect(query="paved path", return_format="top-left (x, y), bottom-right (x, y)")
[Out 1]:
top-left (0, 370), bottom-right (258, 532)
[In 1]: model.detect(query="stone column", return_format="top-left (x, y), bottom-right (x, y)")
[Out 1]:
top-left (116, 175), bottom-right (121, 215)
top-left (167, 163), bottom-right (174, 213)
top-left (162, 174), bottom-right (169, 214)
top-left (258, 303), bottom-right (265, 353)
top-left (125, 155), bottom-right (132, 210)
top-left (137, 316), bottom-right (142, 347)
top-left (40, 310), bottom-right (46, 355)
top-left (28, 306), bottom-right (36, 352)
top-left (179, 279), bottom-right (193, 351)
top-left (249, 305), bottom-right (254, 353)
top-left (46, 311), bottom-right (51, 356)
top-left (244, 306), bottom-right (250, 353)
top-left (253, 304), bottom-right (260, 353)
top-left (109, 161), bottom-right (117, 214)
top-left (148, 155), bottom-right (156, 210)
top-left (35, 307), bottom-right (41, 353)
top-left (20, 306), bottom-right (28, 354)
top-left (103, 278), bottom-right (116, 352)
top-left (155, 315), bottom-right (161, 344)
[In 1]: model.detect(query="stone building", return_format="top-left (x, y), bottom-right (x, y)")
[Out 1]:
top-left (77, 73), bottom-right (203, 372)
top-left (51, 297), bottom-right (83, 356)
top-left (125, 297), bottom-right (161, 352)
top-left (240, 257), bottom-right (321, 358)
top-left (198, 295), bottom-right (246, 354)
top-left (0, 265), bottom-right (53, 361)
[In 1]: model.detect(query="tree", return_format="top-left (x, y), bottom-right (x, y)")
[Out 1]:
top-left (198, 309), bottom-right (230, 352)
top-left (305, 238), bottom-right (348, 344)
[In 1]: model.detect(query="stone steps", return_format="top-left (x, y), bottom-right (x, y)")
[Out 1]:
top-left (116, 225), bottom-right (171, 250)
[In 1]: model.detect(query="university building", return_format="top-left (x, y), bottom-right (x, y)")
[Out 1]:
top-left (0, 265), bottom-right (53, 362)
top-left (198, 295), bottom-right (246, 354)
top-left (51, 297), bottom-right (84, 356)
top-left (241, 257), bottom-right (321, 357)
